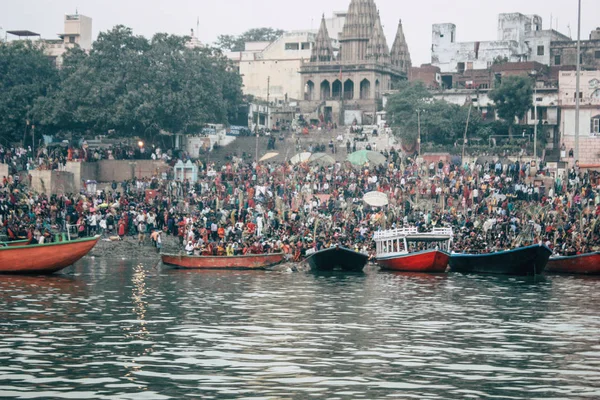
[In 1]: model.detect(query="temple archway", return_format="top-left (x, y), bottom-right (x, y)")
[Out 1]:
top-left (320, 80), bottom-right (331, 100)
top-left (305, 80), bottom-right (315, 101)
top-left (332, 80), bottom-right (342, 99)
top-left (360, 79), bottom-right (371, 100)
top-left (344, 79), bottom-right (354, 100)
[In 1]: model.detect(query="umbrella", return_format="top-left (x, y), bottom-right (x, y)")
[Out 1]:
top-left (290, 152), bottom-right (312, 165)
top-left (259, 152), bottom-right (279, 162)
top-left (99, 203), bottom-right (109, 208)
top-left (363, 191), bottom-right (389, 207)
top-left (347, 150), bottom-right (387, 166)
top-left (308, 152), bottom-right (335, 166)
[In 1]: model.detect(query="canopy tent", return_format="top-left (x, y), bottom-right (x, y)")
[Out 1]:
top-left (259, 152), bottom-right (279, 162)
top-left (308, 153), bottom-right (335, 166)
top-left (363, 191), bottom-right (389, 207)
top-left (347, 150), bottom-right (387, 167)
top-left (290, 152), bottom-right (312, 165)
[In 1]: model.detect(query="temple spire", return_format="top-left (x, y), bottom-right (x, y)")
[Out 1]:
top-left (366, 14), bottom-right (390, 64)
top-left (310, 14), bottom-right (335, 62)
top-left (339, 0), bottom-right (379, 62)
top-left (390, 19), bottom-right (412, 73)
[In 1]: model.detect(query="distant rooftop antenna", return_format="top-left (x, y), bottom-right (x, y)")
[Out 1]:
top-left (567, 23), bottom-right (571, 39)
top-left (196, 16), bottom-right (199, 36)
top-left (75, 7), bottom-right (78, 15)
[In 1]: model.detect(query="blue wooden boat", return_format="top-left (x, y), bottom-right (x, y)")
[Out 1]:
top-left (449, 244), bottom-right (552, 276)
top-left (306, 245), bottom-right (369, 272)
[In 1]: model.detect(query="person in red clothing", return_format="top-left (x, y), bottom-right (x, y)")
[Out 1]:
top-left (247, 220), bottom-right (256, 235)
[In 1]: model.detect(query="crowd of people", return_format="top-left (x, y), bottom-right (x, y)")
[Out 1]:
top-left (1, 144), bottom-right (599, 260)
top-left (0, 143), bottom-right (173, 175)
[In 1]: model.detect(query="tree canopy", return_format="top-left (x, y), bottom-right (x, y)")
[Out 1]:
top-left (385, 81), bottom-right (487, 149)
top-left (489, 75), bottom-right (533, 137)
top-left (0, 41), bottom-right (59, 144)
top-left (215, 28), bottom-right (284, 52)
top-left (16, 25), bottom-right (244, 142)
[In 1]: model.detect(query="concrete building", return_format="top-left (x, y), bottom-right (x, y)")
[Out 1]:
top-left (228, 31), bottom-right (317, 102)
top-left (558, 70), bottom-right (600, 165)
top-left (550, 28), bottom-right (600, 69)
top-left (7, 13), bottom-right (92, 67)
top-left (299, 0), bottom-right (411, 125)
top-left (224, 12), bottom-right (346, 103)
top-left (432, 13), bottom-right (570, 74)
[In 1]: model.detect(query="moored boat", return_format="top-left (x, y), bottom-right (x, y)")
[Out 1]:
top-left (374, 227), bottom-right (453, 273)
top-left (161, 252), bottom-right (286, 270)
top-left (545, 252), bottom-right (600, 275)
top-left (449, 244), bottom-right (552, 276)
top-left (0, 235), bottom-right (101, 274)
top-left (305, 245), bottom-right (369, 272)
top-left (1, 239), bottom-right (31, 247)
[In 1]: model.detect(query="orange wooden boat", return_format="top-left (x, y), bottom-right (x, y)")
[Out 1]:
top-left (1, 239), bottom-right (31, 247)
top-left (161, 252), bottom-right (286, 269)
top-left (0, 235), bottom-right (100, 274)
top-left (546, 252), bottom-right (600, 275)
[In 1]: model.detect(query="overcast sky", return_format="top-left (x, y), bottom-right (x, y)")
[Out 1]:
top-left (2, 0), bottom-right (599, 65)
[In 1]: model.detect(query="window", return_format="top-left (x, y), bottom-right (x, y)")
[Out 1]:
top-left (466, 62), bottom-right (473, 70)
top-left (537, 45), bottom-right (544, 56)
top-left (595, 51), bottom-right (600, 59)
top-left (285, 43), bottom-right (299, 50)
top-left (301, 42), bottom-right (310, 50)
top-left (573, 92), bottom-right (583, 100)
top-left (69, 36), bottom-right (76, 43)
top-left (554, 55), bottom-right (561, 65)
top-left (592, 115), bottom-right (600, 135)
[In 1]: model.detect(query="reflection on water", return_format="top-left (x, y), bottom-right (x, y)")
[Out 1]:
top-left (0, 260), bottom-right (599, 399)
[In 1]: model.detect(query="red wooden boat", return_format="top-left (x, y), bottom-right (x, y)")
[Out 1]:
top-left (161, 252), bottom-right (286, 269)
top-left (0, 235), bottom-right (100, 274)
top-left (377, 249), bottom-right (450, 272)
top-left (374, 227), bottom-right (453, 272)
top-left (545, 252), bottom-right (600, 275)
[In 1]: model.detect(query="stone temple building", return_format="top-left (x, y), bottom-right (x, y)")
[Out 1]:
top-left (299, 0), bottom-right (411, 125)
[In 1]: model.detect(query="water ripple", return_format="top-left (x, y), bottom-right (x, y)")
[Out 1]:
top-left (0, 263), bottom-right (599, 398)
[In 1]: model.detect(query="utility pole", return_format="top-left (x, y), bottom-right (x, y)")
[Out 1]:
top-left (462, 102), bottom-right (473, 161)
top-left (417, 109), bottom-right (421, 158)
top-left (533, 79), bottom-right (538, 161)
top-left (574, 0), bottom-right (582, 163)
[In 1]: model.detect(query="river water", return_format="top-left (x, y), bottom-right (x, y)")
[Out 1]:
top-left (1, 259), bottom-right (599, 399)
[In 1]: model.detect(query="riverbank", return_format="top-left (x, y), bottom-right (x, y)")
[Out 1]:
top-left (85, 235), bottom-right (314, 272)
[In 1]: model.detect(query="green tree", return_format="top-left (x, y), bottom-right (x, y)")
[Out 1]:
top-left (385, 81), bottom-right (431, 143)
top-left (489, 75), bottom-right (533, 138)
top-left (35, 26), bottom-right (244, 141)
top-left (215, 27), bottom-right (284, 51)
top-left (0, 41), bottom-right (59, 144)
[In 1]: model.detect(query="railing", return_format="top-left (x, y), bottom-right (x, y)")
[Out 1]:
top-left (373, 227), bottom-right (453, 240)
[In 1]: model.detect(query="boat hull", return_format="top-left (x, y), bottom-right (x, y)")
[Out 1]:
top-left (449, 244), bottom-right (552, 276)
top-left (546, 252), bottom-right (600, 275)
top-left (0, 236), bottom-right (100, 274)
top-left (306, 247), bottom-right (369, 272)
top-left (377, 250), bottom-right (449, 273)
top-left (1, 239), bottom-right (31, 247)
top-left (161, 252), bottom-right (285, 269)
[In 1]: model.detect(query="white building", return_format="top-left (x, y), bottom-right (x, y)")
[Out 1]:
top-left (225, 12), bottom-right (345, 102)
top-left (8, 13), bottom-right (92, 67)
top-left (432, 13), bottom-right (570, 73)
top-left (559, 70), bottom-right (600, 165)
top-left (45, 13), bottom-right (92, 67)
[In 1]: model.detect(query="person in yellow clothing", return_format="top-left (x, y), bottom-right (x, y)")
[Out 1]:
top-left (226, 242), bottom-right (234, 256)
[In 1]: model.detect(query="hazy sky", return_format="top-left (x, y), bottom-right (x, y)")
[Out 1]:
top-left (2, 0), bottom-right (599, 65)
